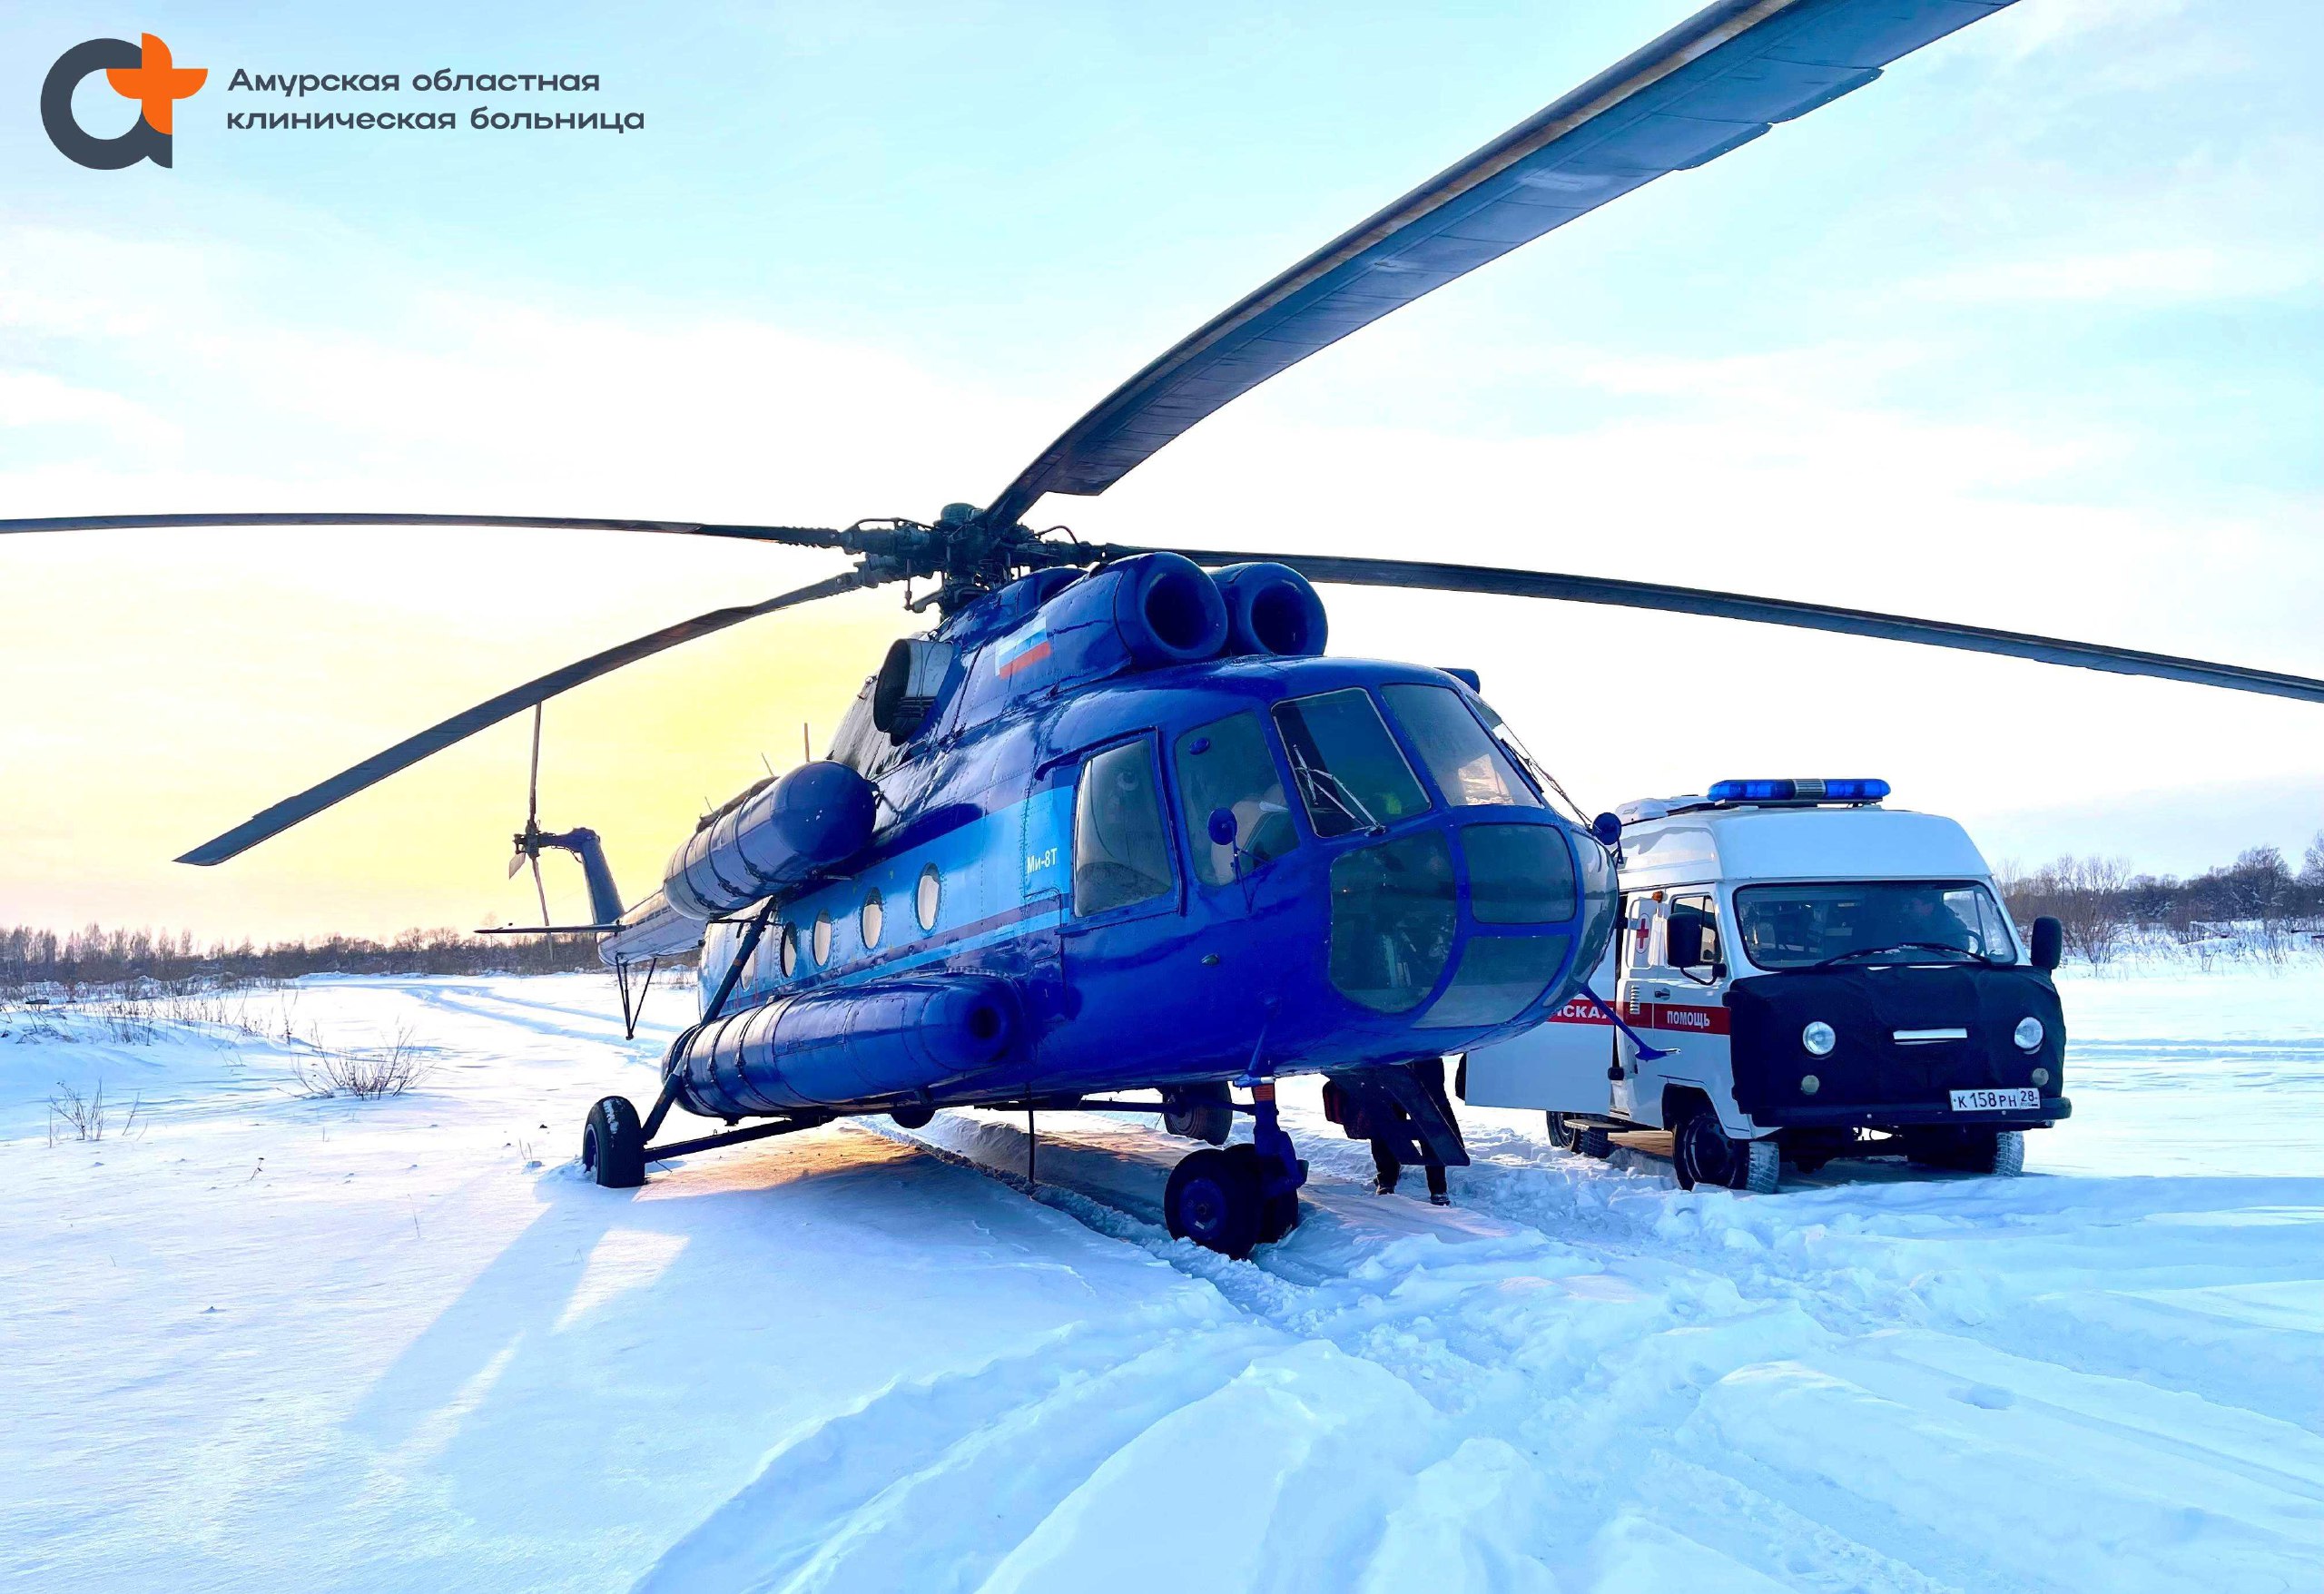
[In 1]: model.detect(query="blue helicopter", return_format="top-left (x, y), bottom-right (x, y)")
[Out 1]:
top-left (13, 0), bottom-right (2323, 1255)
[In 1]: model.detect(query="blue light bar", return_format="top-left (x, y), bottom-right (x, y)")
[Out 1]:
top-left (1708, 778), bottom-right (1889, 804)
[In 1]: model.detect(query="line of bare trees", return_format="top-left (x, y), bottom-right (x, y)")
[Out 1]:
top-left (1995, 832), bottom-right (2324, 965)
top-left (9, 831), bottom-right (2318, 989)
top-left (0, 923), bottom-right (613, 995)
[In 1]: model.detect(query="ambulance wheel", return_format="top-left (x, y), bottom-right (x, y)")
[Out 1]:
top-left (1224, 1143), bottom-right (1303, 1243)
top-left (1674, 1107), bottom-right (1776, 1192)
top-left (581, 1096), bottom-right (645, 1189)
top-left (1575, 1126), bottom-right (1614, 1160)
top-left (1956, 1128), bottom-right (2025, 1176)
top-left (1546, 1112), bottom-right (1581, 1152)
top-left (1902, 1127), bottom-right (2023, 1176)
top-left (1165, 1147), bottom-right (1265, 1259)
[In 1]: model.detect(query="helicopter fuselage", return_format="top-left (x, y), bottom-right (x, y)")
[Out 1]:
top-left (683, 638), bottom-right (1616, 1120)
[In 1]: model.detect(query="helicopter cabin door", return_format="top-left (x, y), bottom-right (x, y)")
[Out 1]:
top-left (1052, 733), bottom-right (1186, 1087)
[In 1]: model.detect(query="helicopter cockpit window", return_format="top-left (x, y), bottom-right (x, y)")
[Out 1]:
top-left (1175, 713), bottom-right (1299, 887)
top-left (1417, 933), bottom-right (1570, 1029)
top-left (1073, 740), bottom-right (1175, 917)
top-left (1462, 823), bottom-right (1578, 923)
top-left (1328, 831), bottom-right (1457, 1011)
top-left (1380, 684), bottom-right (1540, 809)
top-left (1464, 694), bottom-right (1551, 804)
top-left (1271, 689), bottom-right (1430, 839)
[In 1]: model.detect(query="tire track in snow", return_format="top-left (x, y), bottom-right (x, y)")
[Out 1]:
top-left (864, 1107), bottom-right (2324, 1593)
top-left (869, 1115), bottom-right (1967, 1591)
top-left (634, 1307), bottom-right (1283, 1594)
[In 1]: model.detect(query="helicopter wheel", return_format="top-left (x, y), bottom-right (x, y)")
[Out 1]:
top-left (1224, 1142), bottom-right (1302, 1244)
top-left (582, 1096), bottom-right (645, 1189)
top-left (1164, 1147), bottom-right (1265, 1259)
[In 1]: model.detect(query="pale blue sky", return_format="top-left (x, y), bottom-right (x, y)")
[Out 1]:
top-left (3, 1), bottom-right (2319, 935)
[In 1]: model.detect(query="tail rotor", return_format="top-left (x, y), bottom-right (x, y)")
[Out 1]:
top-left (510, 705), bottom-right (552, 926)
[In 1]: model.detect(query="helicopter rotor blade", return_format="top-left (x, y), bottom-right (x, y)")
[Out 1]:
top-left (526, 704), bottom-right (544, 831)
top-left (175, 569), bottom-right (867, 867)
top-left (1161, 548), bottom-right (2324, 707)
top-left (982, 0), bottom-right (2017, 527)
top-left (530, 853), bottom-right (552, 930)
top-left (0, 511), bottom-right (856, 549)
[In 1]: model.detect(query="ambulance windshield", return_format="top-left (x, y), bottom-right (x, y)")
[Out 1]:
top-left (1733, 881), bottom-right (2017, 970)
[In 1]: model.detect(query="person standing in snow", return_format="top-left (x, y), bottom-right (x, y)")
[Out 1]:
top-left (1369, 1057), bottom-right (1452, 1205)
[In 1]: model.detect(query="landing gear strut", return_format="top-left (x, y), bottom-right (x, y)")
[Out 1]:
top-left (1163, 1078), bottom-right (1306, 1258)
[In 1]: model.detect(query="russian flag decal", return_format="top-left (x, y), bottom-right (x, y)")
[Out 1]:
top-left (997, 624), bottom-right (1052, 679)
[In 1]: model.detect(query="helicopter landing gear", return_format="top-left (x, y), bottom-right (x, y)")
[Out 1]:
top-left (1162, 1082), bottom-right (1234, 1145)
top-left (1164, 1079), bottom-right (1306, 1258)
top-left (1165, 1148), bottom-right (1263, 1257)
top-left (582, 1096), bottom-right (645, 1188)
top-left (1226, 1143), bottom-right (1303, 1243)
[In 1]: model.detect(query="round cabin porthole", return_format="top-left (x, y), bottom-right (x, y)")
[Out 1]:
top-left (777, 923), bottom-right (797, 977)
top-left (861, 890), bottom-right (883, 949)
top-left (917, 863), bottom-right (941, 931)
top-left (812, 910), bottom-right (833, 966)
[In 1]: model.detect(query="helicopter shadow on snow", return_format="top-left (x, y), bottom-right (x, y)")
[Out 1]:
top-left (337, 1123), bottom-right (1183, 1549)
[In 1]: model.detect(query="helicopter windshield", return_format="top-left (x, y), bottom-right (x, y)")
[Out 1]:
top-left (1271, 689), bottom-right (1431, 839)
top-left (1380, 684), bottom-right (1540, 809)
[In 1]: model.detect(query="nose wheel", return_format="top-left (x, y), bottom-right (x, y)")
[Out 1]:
top-left (1163, 1080), bottom-right (1306, 1257)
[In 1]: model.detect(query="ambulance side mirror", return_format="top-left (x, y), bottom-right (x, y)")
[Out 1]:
top-left (1666, 917), bottom-right (1704, 969)
top-left (2030, 915), bottom-right (2063, 972)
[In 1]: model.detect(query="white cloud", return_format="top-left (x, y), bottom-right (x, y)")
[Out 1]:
top-left (0, 369), bottom-right (181, 455)
top-left (1906, 244), bottom-right (2317, 306)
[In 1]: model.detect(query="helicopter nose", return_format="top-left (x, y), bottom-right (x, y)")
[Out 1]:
top-left (1323, 817), bottom-right (1613, 1039)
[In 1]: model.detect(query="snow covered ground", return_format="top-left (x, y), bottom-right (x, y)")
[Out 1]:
top-left (3, 962), bottom-right (2319, 1593)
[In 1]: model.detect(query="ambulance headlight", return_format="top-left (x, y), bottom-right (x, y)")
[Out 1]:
top-left (2014, 1017), bottom-right (2044, 1051)
top-left (1802, 1020), bottom-right (1837, 1057)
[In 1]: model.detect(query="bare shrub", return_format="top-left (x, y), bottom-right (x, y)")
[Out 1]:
top-left (290, 1021), bottom-right (430, 1099)
top-left (48, 1079), bottom-right (141, 1145)
top-left (95, 999), bottom-right (160, 1044)
top-left (3, 1001), bottom-right (70, 1044)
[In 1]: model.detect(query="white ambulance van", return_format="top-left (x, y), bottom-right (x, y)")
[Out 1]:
top-left (1459, 779), bottom-right (2068, 1192)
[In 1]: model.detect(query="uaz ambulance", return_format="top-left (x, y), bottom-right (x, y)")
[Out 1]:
top-left (1459, 779), bottom-right (2068, 1192)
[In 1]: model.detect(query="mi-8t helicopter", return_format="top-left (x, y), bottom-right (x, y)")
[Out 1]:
top-left (12, 0), bottom-right (2323, 1255)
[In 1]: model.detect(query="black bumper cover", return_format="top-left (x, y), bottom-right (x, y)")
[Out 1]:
top-left (1746, 1097), bottom-right (2069, 1130)
top-left (1726, 966), bottom-right (2067, 1129)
